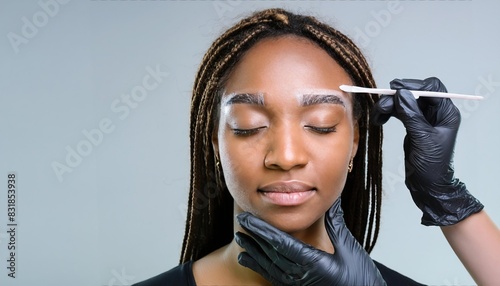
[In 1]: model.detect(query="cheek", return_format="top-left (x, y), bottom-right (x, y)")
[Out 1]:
top-left (318, 157), bottom-right (349, 195)
top-left (310, 129), bottom-right (353, 195)
top-left (217, 128), bottom-right (264, 209)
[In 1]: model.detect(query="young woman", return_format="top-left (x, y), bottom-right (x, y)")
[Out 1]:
top-left (134, 8), bottom-right (500, 285)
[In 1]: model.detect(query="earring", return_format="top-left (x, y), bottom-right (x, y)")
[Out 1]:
top-left (348, 158), bottom-right (354, 173)
top-left (215, 156), bottom-right (220, 168)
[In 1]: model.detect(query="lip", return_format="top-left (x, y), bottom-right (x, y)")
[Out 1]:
top-left (259, 181), bottom-right (316, 206)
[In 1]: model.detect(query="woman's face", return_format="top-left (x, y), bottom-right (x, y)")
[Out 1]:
top-left (214, 36), bottom-right (358, 233)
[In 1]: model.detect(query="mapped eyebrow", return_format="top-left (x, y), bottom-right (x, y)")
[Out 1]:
top-left (223, 93), bottom-right (264, 106)
top-left (222, 92), bottom-right (346, 107)
top-left (301, 94), bottom-right (346, 107)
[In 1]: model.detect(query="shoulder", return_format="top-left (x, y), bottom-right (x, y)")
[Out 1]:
top-left (132, 261), bottom-right (195, 286)
top-left (374, 260), bottom-right (426, 286)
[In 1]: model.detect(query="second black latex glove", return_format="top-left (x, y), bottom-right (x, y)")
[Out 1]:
top-left (371, 77), bottom-right (483, 226)
top-left (234, 198), bottom-right (386, 286)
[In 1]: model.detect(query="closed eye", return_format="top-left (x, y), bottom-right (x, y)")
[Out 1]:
top-left (305, 125), bottom-right (337, 134)
top-left (232, 127), bottom-right (266, 136)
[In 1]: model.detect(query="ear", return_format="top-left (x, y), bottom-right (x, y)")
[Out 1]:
top-left (351, 120), bottom-right (359, 159)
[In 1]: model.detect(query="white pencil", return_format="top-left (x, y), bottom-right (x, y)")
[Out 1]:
top-left (339, 85), bottom-right (484, 100)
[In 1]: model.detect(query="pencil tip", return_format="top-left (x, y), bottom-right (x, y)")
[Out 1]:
top-left (339, 85), bottom-right (352, 92)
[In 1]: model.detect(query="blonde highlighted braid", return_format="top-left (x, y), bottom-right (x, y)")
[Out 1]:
top-left (181, 8), bottom-right (383, 263)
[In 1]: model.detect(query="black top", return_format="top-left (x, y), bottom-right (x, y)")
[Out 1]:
top-left (133, 260), bottom-right (426, 286)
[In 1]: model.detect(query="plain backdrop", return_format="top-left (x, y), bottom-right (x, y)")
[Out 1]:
top-left (1, 1), bottom-right (499, 285)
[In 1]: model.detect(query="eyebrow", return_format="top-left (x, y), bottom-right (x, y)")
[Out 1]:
top-left (222, 92), bottom-right (346, 107)
top-left (223, 93), bottom-right (264, 106)
top-left (301, 94), bottom-right (345, 107)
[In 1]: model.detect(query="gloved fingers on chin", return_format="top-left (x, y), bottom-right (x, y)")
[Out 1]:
top-left (235, 232), bottom-right (266, 258)
top-left (236, 228), bottom-right (312, 270)
top-left (324, 199), bottom-right (343, 246)
top-left (237, 212), bottom-right (289, 247)
top-left (237, 252), bottom-right (287, 286)
top-left (235, 231), bottom-right (283, 268)
top-left (326, 198), bottom-right (344, 221)
top-left (237, 244), bottom-right (304, 286)
top-left (370, 95), bottom-right (394, 126)
top-left (325, 200), bottom-right (360, 261)
top-left (237, 213), bottom-right (312, 263)
top-left (325, 198), bottom-right (348, 243)
top-left (325, 222), bottom-right (361, 262)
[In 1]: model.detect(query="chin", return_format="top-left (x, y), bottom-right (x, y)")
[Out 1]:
top-left (258, 207), bottom-right (325, 235)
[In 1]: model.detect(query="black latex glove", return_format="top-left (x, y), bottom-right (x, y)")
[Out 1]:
top-left (371, 77), bottom-right (483, 226)
top-left (234, 199), bottom-right (386, 286)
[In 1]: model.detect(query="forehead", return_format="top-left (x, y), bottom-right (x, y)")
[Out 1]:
top-left (223, 36), bottom-right (353, 102)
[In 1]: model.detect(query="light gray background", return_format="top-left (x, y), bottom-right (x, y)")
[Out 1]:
top-left (1, 1), bottom-right (499, 285)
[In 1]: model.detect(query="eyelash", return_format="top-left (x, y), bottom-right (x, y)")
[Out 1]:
top-left (232, 127), bottom-right (264, 136)
top-left (306, 126), bottom-right (337, 134)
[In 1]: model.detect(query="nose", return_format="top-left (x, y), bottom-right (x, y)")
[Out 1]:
top-left (264, 124), bottom-right (308, 171)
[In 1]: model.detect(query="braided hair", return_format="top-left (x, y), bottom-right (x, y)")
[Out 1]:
top-left (181, 8), bottom-right (383, 263)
